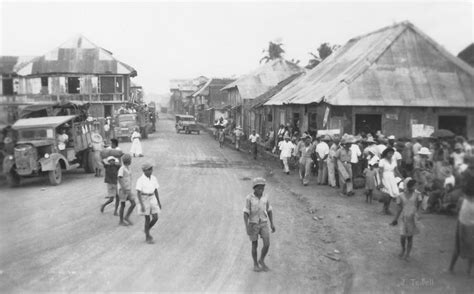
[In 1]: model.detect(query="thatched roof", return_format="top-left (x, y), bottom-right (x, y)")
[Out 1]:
top-left (265, 21), bottom-right (474, 108)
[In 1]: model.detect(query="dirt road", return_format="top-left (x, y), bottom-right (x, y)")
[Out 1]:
top-left (0, 118), bottom-right (348, 292)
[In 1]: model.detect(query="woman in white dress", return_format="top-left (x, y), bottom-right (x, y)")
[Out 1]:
top-left (130, 128), bottom-right (143, 157)
top-left (378, 147), bottom-right (402, 214)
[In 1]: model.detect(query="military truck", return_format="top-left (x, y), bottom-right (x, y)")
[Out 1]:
top-left (114, 113), bottom-right (139, 142)
top-left (3, 115), bottom-right (96, 187)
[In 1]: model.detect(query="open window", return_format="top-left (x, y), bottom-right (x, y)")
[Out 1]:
top-left (355, 114), bottom-right (382, 136)
top-left (438, 115), bottom-right (467, 137)
top-left (67, 77), bottom-right (80, 94)
top-left (40, 77), bottom-right (49, 94)
top-left (2, 78), bottom-right (14, 95)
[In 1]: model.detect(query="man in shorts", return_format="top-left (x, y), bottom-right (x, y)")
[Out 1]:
top-left (136, 162), bottom-right (162, 244)
top-left (100, 156), bottom-right (121, 214)
top-left (117, 154), bottom-right (136, 226)
top-left (243, 177), bottom-right (276, 272)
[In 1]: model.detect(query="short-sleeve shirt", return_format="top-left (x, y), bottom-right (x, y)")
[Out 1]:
top-left (118, 165), bottom-right (132, 190)
top-left (315, 142), bottom-right (329, 159)
top-left (243, 193), bottom-right (272, 224)
top-left (136, 174), bottom-right (160, 194)
top-left (394, 151), bottom-right (402, 162)
top-left (279, 140), bottom-right (295, 158)
top-left (249, 134), bottom-right (260, 143)
top-left (336, 147), bottom-right (352, 163)
top-left (350, 144), bottom-right (361, 163)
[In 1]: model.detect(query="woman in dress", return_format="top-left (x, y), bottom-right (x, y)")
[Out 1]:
top-left (130, 128), bottom-right (143, 157)
top-left (91, 132), bottom-right (104, 177)
top-left (378, 147), bottom-right (402, 214)
top-left (391, 178), bottom-right (423, 261)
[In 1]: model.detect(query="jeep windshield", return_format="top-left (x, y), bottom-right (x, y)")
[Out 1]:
top-left (19, 128), bottom-right (54, 140)
top-left (117, 114), bottom-right (136, 123)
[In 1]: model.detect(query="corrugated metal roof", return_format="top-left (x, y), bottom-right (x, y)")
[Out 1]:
top-left (13, 35), bottom-right (137, 76)
top-left (221, 58), bottom-right (304, 99)
top-left (13, 115), bottom-right (77, 129)
top-left (193, 78), bottom-right (236, 97)
top-left (0, 56), bottom-right (36, 75)
top-left (265, 21), bottom-right (474, 108)
top-left (250, 72), bottom-right (304, 109)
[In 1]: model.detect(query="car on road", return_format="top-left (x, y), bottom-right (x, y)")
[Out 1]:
top-left (3, 115), bottom-right (96, 187)
top-left (175, 114), bottom-right (200, 134)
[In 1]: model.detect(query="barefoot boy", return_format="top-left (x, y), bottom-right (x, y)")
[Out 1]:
top-left (117, 154), bottom-right (136, 226)
top-left (243, 177), bottom-right (276, 272)
top-left (136, 162), bottom-right (162, 244)
top-left (101, 156), bottom-right (121, 214)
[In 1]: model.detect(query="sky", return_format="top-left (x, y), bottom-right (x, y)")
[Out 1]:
top-left (1, 1), bottom-right (473, 95)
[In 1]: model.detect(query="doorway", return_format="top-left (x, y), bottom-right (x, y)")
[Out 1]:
top-left (438, 115), bottom-right (467, 137)
top-left (104, 105), bottom-right (113, 118)
top-left (355, 114), bottom-right (382, 136)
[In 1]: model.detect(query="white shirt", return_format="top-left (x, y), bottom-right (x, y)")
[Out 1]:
top-left (279, 140), bottom-right (295, 158)
top-left (350, 144), bottom-right (361, 163)
top-left (249, 134), bottom-right (260, 143)
top-left (393, 151), bottom-right (402, 162)
top-left (136, 174), bottom-right (160, 194)
top-left (376, 144), bottom-right (387, 157)
top-left (315, 142), bottom-right (329, 159)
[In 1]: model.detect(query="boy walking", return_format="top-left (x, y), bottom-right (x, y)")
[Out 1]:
top-left (117, 154), bottom-right (136, 226)
top-left (136, 162), bottom-right (162, 244)
top-left (243, 178), bottom-right (276, 272)
top-left (100, 156), bottom-right (121, 215)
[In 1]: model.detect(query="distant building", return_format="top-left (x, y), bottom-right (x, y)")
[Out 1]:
top-left (458, 43), bottom-right (474, 67)
top-left (221, 58), bottom-right (303, 134)
top-left (265, 21), bottom-right (474, 139)
top-left (192, 78), bottom-right (235, 124)
top-left (169, 76), bottom-right (208, 114)
top-left (0, 34), bottom-right (137, 123)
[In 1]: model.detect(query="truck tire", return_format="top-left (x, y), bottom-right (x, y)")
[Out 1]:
top-left (6, 170), bottom-right (21, 187)
top-left (48, 162), bottom-right (62, 186)
top-left (82, 150), bottom-right (95, 173)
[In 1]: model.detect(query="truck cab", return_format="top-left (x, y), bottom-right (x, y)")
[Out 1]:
top-left (3, 115), bottom-right (96, 187)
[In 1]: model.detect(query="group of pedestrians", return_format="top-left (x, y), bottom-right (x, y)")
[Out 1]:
top-left (271, 130), bottom-right (474, 268)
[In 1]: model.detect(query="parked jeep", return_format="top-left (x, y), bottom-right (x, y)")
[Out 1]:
top-left (3, 115), bottom-right (96, 187)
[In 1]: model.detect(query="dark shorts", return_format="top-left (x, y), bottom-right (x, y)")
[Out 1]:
top-left (248, 222), bottom-right (270, 242)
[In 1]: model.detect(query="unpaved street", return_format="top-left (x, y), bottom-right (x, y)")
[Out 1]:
top-left (0, 117), bottom-right (348, 292)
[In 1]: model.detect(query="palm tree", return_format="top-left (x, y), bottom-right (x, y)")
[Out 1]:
top-left (306, 43), bottom-right (340, 69)
top-left (260, 41), bottom-right (285, 63)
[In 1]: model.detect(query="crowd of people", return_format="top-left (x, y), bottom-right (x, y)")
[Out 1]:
top-left (215, 122), bottom-right (473, 269)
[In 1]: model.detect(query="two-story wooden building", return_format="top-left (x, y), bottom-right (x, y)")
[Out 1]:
top-left (0, 34), bottom-right (137, 123)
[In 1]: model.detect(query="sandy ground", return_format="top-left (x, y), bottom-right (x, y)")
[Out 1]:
top-left (0, 117), bottom-right (348, 293)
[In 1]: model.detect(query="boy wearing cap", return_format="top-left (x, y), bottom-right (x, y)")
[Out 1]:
top-left (117, 154), bottom-right (136, 226)
top-left (243, 178), bottom-right (275, 272)
top-left (136, 163), bottom-right (162, 244)
top-left (100, 156), bottom-right (121, 215)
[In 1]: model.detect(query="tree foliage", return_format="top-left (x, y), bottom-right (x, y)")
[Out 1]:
top-left (260, 41), bottom-right (285, 63)
top-left (306, 43), bottom-right (340, 69)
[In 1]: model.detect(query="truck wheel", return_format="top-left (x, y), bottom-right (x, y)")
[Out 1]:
top-left (48, 162), bottom-right (62, 186)
top-left (82, 150), bottom-right (95, 173)
top-left (6, 170), bottom-right (21, 187)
